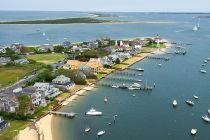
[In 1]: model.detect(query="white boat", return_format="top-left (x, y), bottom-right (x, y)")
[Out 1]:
top-left (132, 94), bottom-right (136, 97)
top-left (104, 96), bottom-right (108, 103)
top-left (158, 63), bottom-right (162, 67)
top-left (173, 100), bottom-right (177, 107)
top-left (137, 68), bottom-right (144, 71)
top-left (193, 95), bottom-right (199, 99)
top-left (131, 83), bottom-right (141, 88)
top-left (137, 80), bottom-right (142, 82)
top-left (200, 70), bottom-right (207, 73)
top-left (204, 60), bottom-right (208, 63)
top-left (192, 25), bottom-right (198, 31)
top-left (128, 87), bottom-right (136, 90)
top-left (137, 74), bottom-right (143, 76)
top-left (207, 58), bottom-right (210, 61)
top-left (112, 85), bottom-right (119, 88)
top-left (42, 32), bottom-right (46, 36)
top-left (86, 108), bottom-right (102, 116)
top-left (185, 100), bottom-right (194, 106)
top-left (202, 115), bottom-right (210, 122)
top-left (97, 130), bottom-right (105, 136)
top-left (85, 127), bottom-right (91, 133)
top-left (191, 128), bottom-right (197, 135)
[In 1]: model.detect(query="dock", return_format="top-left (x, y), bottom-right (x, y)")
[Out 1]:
top-left (49, 111), bottom-right (76, 118)
top-left (146, 56), bottom-right (170, 61)
top-left (105, 77), bottom-right (142, 82)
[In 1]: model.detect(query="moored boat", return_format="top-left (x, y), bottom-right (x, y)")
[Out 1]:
top-left (193, 95), bottom-right (199, 99)
top-left (137, 68), bottom-right (144, 71)
top-left (204, 60), bottom-right (208, 63)
top-left (192, 25), bottom-right (198, 31)
top-left (185, 100), bottom-right (194, 106)
top-left (104, 96), bottom-right (108, 103)
top-left (158, 63), bottom-right (162, 67)
top-left (208, 109), bottom-right (210, 115)
top-left (191, 128), bottom-right (197, 135)
top-left (200, 70), bottom-right (207, 73)
top-left (202, 115), bottom-right (210, 123)
top-left (97, 130), bottom-right (105, 136)
top-left (85, 127), bottom-right (91, 133)
top-left (173, 100), bottom-right (177, 107)
top-left (138, 74), bottom-right (143, 76)
top-left (112, 85), bottom-right (119, 88)
top-left (86, 108), bottom-right (102, 116)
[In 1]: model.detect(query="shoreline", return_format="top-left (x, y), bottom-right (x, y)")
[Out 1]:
top-left (16, 39), bottom-right (171, 140)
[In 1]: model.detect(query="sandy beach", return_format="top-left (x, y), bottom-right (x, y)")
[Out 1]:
top-left (16, 114), bottom-right (53, 140)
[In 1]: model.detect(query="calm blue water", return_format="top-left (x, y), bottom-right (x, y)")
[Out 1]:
top-left (0, 12), bottom-right (210, 140)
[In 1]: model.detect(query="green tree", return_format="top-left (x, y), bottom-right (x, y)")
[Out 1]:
top-left (54, 45), bottom-right (64, 53)
top-left (115, 58), bottom-right (120, 64)
top-left (18, 94), bottom-right (31, 115)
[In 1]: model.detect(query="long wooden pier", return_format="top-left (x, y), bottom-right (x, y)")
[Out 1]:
top-left (49, 111), bottom-right (76, 118)
top-left (105, 77), bottom-right (142, 82)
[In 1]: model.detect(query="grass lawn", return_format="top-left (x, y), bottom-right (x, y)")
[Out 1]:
top-left (0, 64), bottom-right (40, 87)
top-left (26, 53), bottom-right (67, 64)
top-left (0, 120), bottom-right (30, 140)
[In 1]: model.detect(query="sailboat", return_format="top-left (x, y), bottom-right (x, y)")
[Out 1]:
top-left (104, 96), bottom-right (108, 103)
top-left (192, 18), bottom-right (200, 31)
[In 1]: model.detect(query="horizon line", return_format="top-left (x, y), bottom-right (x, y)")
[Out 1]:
top-left (0, 10), bottom-right (210, 14)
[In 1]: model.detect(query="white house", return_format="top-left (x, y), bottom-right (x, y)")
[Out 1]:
top-left (34, 82), bottom-right (61, 98)
top-left (14, 58), bottom-right (29, 65)
top-left (0, 57), bottom-right (11, 65)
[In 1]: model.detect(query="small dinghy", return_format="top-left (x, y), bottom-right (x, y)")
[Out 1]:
top-left (172, 100), bottom-right (177, 107)
top-left (137, 68), bottom-right (144, 72)
top-left (191, 128), bottom-right (197, 135)
top-left (185, 100), bottom-right (194, 106)
top-left (158, 63), bottom-right (162, 67)
top-left (193, 95), bottom-right (199, 99)
top-left (202, 115), bottom-right (210, 123)
top-left (138, 74), bottom-right (143, 76)
top-left (97, 130), bottom-right (105, 136)
top-left (200, 70), bottom-right (207, 73)
top-left (85, 127), bottom-right (91, 133)
top-left (132, 94), bottom-right (136, 97)
top-left (204, 60), bottom-right (208, 63)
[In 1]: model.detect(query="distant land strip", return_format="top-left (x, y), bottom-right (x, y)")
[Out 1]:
top-left (0, 17), bottom-right (110, 24)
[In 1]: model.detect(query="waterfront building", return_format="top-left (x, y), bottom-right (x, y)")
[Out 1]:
top-left (52, 75), bottom-right (75, 90)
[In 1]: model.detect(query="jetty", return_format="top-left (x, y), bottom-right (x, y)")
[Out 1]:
top-left (146, 56), bottom-right (170, 61)
top-left (49, 111), bottom-right (76, 118)
top-left (105, 77), bottom-right (142, 82)
top-left (114, 71), bottom-right (140, 76)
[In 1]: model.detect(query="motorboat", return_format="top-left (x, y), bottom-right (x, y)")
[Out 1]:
top-left (104, 96), bottom-right (108, 103)
top-left (185, 100), bottom-right (194, 106)
top-left (128, 87), bottom-right (136, 90)
top-left (137, 74), bottom-right (143, 76)
top-left (97, 130), bottom-right (105, 136)
top-left (111, 85), bottom-right (119, 88)
top-left (191, 128), bottom-right (197, 135)
top-left (42, 32), bottom-right (46, 36)
top-left (204, 60), bottom-right (208, 63)
top-left (137, 80), bottom-right (142, 82)
top-left (193, 95), bottom-right (199, 99)
top-left (120, 83), bottom-right (127, 89)
top-left (172, 100), bottom-right (177, 107)
top-left (131, 83), bottom-right (141, 88)
top-left (85, 127), bottom-right (91, 133)
top-left (86, 108), bottom-right (102, 116)
top-left (137, 68), bottom-right (144, 72)
top-left (192, 25), bottom-right (198, 31)
top-left (132, 94), bottom-right (136, 97)
top-left (207, 58), bottom-right (210, 61)
top-left (158, 63), bottom-right (162, 67)
top-left (202, 115), bottom-right (210, 123)
top-left (200, 70), bottom-right (207, 73)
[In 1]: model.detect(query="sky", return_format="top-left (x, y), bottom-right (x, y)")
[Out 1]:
top-left (0, 0), bottom-right (210, 12)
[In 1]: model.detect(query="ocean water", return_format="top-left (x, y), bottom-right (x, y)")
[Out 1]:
top-left (0, 12), bottom-right (210, 140)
